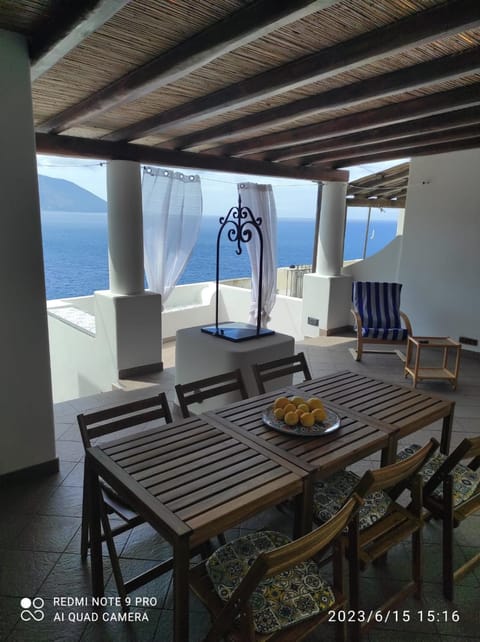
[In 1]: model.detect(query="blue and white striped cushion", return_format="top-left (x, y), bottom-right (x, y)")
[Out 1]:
top-left (353, 282), bottom-right (403, 330)
top-left (361, 328), bottom-right (409, 340)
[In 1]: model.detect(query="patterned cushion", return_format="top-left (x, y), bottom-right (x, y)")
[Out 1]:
top-left (397, 444), bottom-right (480, 506)
top-left (313, 470), bottom-right (391, 530)
top-left (206, 530), bottom-right (335, 635)
top-left (361, 327), bottom-right (409, 340)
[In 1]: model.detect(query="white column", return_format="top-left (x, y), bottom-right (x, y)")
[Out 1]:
top-left (106, 160), bottom-right (145, 295)
top-left (0, 30), bottom-right (57, 476)
top-left (97, 160), bottom-right (163, 379)
top-left (314, 180), bottom-right (348, 276)
top-left (302, 179), bottom-right (351, 337)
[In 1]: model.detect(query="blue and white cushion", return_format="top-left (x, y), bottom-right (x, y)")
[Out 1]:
top-left (313, 470), bottom-right (391, 530)
top-left (206, 530), bottom-right (335, 635)
top-left (397, 444), bottom-right (480, 506)
top-left (353, 281), bottom-right (406, 336)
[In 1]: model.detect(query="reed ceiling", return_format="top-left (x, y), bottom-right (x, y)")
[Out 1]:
top-left (1, 0), bottom-right (480, 188)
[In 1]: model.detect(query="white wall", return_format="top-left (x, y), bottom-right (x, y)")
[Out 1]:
top-left (343, 236), bottom-right (403, 283)
top-left (0, 31), bottom-right (56, 475)
top-left (398, 149), bottom-right (480, 352)
top-left (219, 284), bottom-right (304, 340)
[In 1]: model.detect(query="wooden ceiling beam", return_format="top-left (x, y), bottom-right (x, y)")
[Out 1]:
top-left (215, 83), bottom-right (480, 157)
top-left (305, 124), bottom-right (480, 165)
top-left (251, 105), bottom-right (480, 163)
top-left (36, 0), bottom-right (335, 134)
top-left (168, 47), bottom-right (480, 152)
top-left (346, 198), bottom-right (406, 209)
top-left (30, 0), bottom-right (131, 81)
top-left (318, 136), bottom-right (480, 169)
top-left (103, 0), bottom-right (480, 143)
top-left (34, 133), bottom-right (348, 183)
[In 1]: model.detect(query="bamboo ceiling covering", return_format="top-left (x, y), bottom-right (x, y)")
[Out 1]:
top-left (2, 0), bottom-right (480, 182)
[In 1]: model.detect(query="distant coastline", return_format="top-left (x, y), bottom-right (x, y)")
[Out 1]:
top-left (38, 175), bottom-right (107, 213)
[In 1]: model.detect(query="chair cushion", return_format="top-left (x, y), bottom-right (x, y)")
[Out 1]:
top-left (353, 281), bottom-right (403, 330)
top-left (313, 470), bottom-right (391, 530)
top-left (361, 327), bottom-right (409, 340)
top-left (397, 444), bottom-right (480, 506)
top-left (206, 530), bottom-right (335, 635)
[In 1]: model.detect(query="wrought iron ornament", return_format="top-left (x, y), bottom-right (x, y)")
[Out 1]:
top-left (202, 191), bottom-right (274, 342)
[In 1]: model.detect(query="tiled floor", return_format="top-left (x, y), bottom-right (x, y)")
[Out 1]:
top-left (1, 334), bottom-right (479, 641)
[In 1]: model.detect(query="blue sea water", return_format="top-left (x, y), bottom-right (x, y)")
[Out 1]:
top-left (40, 211), bottom-right (397, 300)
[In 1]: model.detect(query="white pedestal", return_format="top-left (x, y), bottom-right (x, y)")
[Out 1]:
top-left (175, 325), bottom-right (295, 413)
top-left (302, 273), bottom-right (352, 336)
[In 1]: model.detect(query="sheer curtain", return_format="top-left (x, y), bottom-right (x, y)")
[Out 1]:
top-left (238, 182), bottom-right (277, 327)
top-left (142, 167), bottom-right (202, 304)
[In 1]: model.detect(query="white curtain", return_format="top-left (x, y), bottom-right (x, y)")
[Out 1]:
top-left (142, 167), bottom-right (202, 304)
top-left (238, 182), bottom-right (277, 327)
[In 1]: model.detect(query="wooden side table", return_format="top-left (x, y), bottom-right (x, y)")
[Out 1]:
top-left (405, 336), bottom-right (461, 389)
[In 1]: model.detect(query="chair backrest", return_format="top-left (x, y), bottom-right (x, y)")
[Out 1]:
top-left (175, 369), bottom-right (248, 418)
top-left (228, 495), bottom-right (362, 606)
top-left (252, 352), bottom-right (312, 394)
top-left (77, 392), bottom-right (172, 450)
top-left (355, 438), bottom-right (438, 501)
top-left (422, 436), bottom-right (480, 499)
top-left (352, 281), bottom-right (403, 329)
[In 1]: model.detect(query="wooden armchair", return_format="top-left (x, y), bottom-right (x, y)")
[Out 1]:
top-left (252, 351), bottom-right (312, 394)
top-left (312, 439), bottom-right (438, 639)
top-left (350, 281), bottom-right (412, 361)
top-left (78, 393), bottom-right (173, 601)
top-left (189, 495), bottom-right (362, 642)
top-left (175, 368), bottom-right (248, 418)
top-left (397, 437), bottom-right (480, 600)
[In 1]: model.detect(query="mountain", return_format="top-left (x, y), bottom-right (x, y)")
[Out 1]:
top-left (38, 175), bottom-right (107, 212)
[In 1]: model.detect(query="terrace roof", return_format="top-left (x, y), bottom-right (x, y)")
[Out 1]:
top-left (1, 0), bottom-right (480, 182)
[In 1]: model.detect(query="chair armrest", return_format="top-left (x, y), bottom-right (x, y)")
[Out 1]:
top-left (351, 308), bottom-right (362, 337)
top-left (400, 310), bottom-right (412, 335)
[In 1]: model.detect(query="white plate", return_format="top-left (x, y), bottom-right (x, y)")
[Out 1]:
top-left (262, 405), bottom-right (341, 437)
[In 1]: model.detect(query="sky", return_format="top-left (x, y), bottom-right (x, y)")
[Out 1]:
top-left (36, 154), bottom-right (407, 220)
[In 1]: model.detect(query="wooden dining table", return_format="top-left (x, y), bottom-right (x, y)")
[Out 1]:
top-left (85, 412), bottom-right (311, 642)
top-left (84, 370), bottom-right (449, 641)
top-left (292, 370), bottom-right (456, 459)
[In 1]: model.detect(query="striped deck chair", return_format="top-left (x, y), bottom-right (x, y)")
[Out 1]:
top-left (350, 281), bottom-right (412, 361)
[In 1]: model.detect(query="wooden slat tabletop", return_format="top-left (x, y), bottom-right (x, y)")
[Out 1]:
top-left (292, 371), bottom-right (455, 449)
top-left (90, 413), bottom-right (307, 547)
top-left (209, 386), bottom-right (392, 480)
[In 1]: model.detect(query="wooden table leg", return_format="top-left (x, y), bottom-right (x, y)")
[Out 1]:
top-left (85, 457), bottom-right (104, 597)
top-left (173, 534), bottom-right (190, 642)
top-left (293, 478), bottom-right (313, 538)
top-left (381, 434), bottom-right (399, 467)
top-left (441, 411), bottom-right (454, 454)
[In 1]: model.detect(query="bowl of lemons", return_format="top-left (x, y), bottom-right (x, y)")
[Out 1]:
top-left (262, 395), bottom-right (340, 436)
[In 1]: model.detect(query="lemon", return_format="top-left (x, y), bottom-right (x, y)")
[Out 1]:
top-left (283, 403), bottom-right (296, 414)
top-left (300, 412), bottom-right (315, 427)
top-left (307, 397), bottom-right (324, 411)
top-left (290, 396), bottom-right (306, 407)
top-left (274, 407), bottom-right (285, 420)
top-left (274, 396), bottom-right (290, 410)
top-left (284, 410), bottom-right (299, 426)
top-left (297, 403), bottom-right (310, 415)
top-left (313, 407), bottom-right (327, 423)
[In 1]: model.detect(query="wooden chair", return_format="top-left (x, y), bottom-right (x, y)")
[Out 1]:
top-left (397, 437), bottom-right (480, 600)
top-left (175, 368), bottom-right (248, 418)
top-left (189, 495), bottom-right (362, 642)
top-left (350, 281), bottom-right (412, 361)
top-left (312, 439), bottom-right (438, 639)
top-left (78, 393), bottom-right (173, 601)
top-left (252, 351), bottom-right (312, 394)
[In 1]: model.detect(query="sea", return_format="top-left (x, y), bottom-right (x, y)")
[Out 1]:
top-left (40, 211), bottom-right (398, 300)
